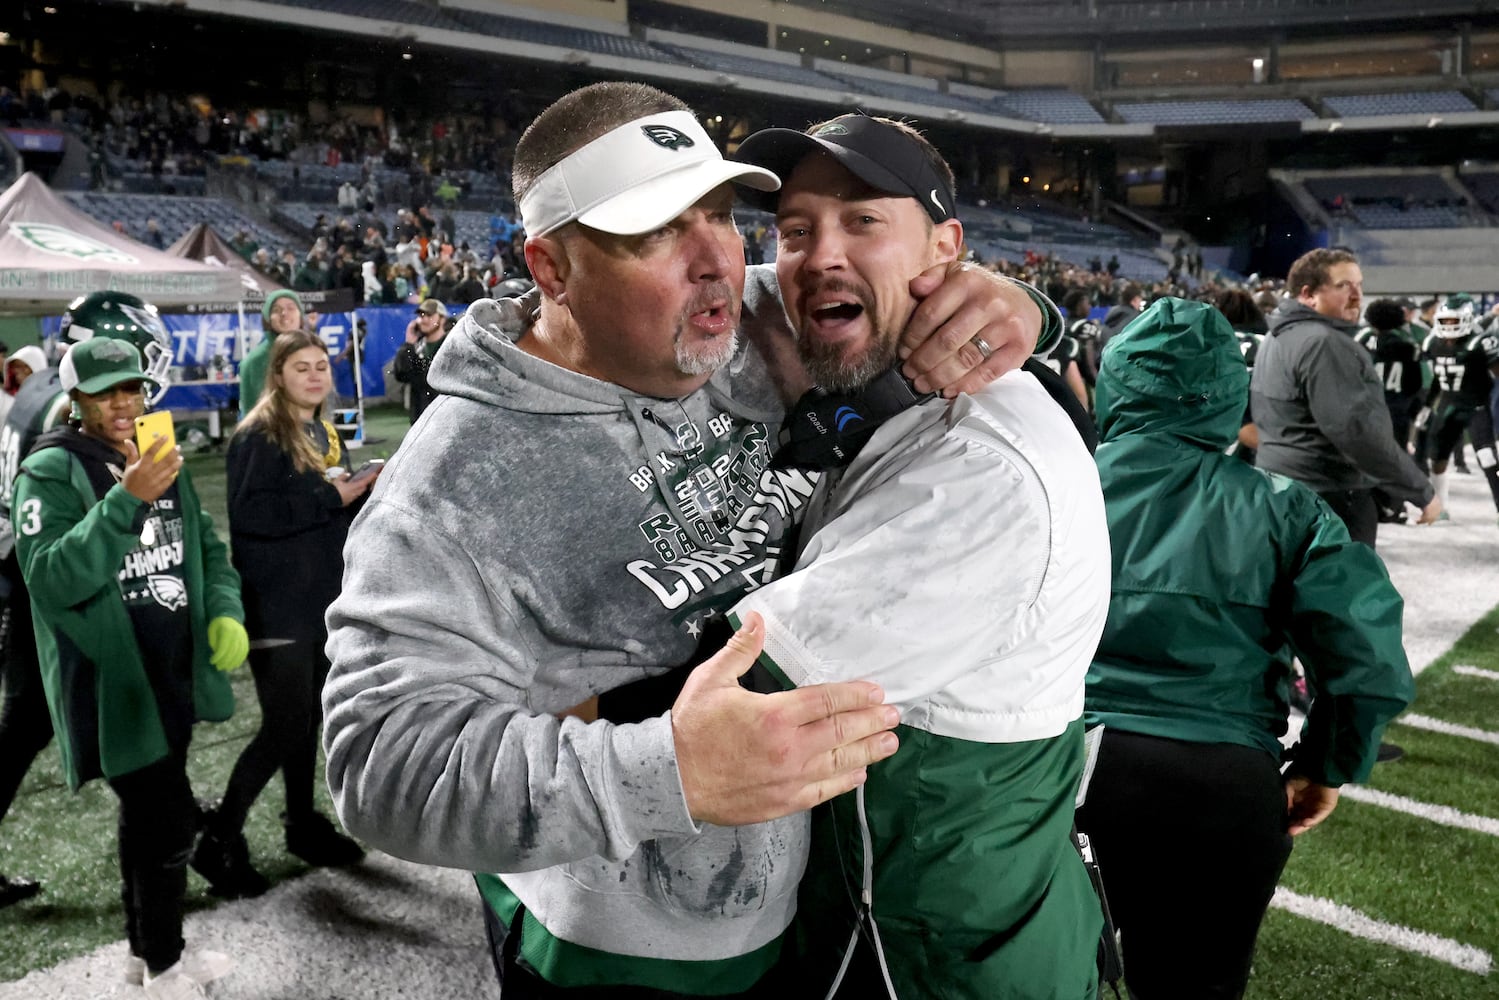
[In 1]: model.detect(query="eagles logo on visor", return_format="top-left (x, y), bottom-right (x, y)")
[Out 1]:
top-left (642, 125), bottom-right (695, 150)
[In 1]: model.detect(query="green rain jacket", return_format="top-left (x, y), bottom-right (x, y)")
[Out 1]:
top-left (1089, 298), bottom-right (1414, 786)
top-left (237, 337), bottom-right (271, 419)
top-left (14, 434), bottom-right (240, 790)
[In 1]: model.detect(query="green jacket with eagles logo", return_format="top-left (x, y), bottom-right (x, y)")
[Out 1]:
top-left (14, 437), bottom-right (241, 790)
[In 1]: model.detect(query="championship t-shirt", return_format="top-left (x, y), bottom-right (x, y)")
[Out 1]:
top-left (117, 481), bottom-right (194, 745)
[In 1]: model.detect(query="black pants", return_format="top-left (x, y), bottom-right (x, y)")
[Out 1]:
top-left (1316, 487), bottom-right (1379, 549)
top-left (482, 900), bottom-right (786, 999)
top-left (217, 640), bottom-right (327, 830)
top-left (1431, 403), bottom-right (1499, 514)
top-left (1076, 730), bottom-right (1292, 1000)
top-left (0, 578), bottom-right (53, 824)
top-left (1386, 391), bottom-right (1421, 451)
top-left (107, 747), bottom-right (196, 974)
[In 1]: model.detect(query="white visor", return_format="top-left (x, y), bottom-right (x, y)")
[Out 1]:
top-left (519, 110), bottom-right (780, 238)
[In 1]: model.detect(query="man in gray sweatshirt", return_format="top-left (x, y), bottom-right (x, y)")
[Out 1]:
top-left (322, 81), bottom-right (1054, 998)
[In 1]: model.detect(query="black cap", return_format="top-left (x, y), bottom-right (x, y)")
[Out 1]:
top-left (733, 114), bottom-right (954, 224)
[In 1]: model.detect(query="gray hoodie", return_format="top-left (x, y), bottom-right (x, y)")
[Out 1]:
top-left (322, 278), bottom-right (823, 991)
top-left (1251, 299), bottom-right (1432, 505)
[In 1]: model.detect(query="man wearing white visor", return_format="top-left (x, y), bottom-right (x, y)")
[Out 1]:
top-left (324, 81), bottom-right (1063, 998)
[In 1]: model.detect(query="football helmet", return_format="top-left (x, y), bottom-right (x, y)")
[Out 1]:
top-left (1433, 295), bottom-right (1476, 340)
top-left (57, 291), bottom-right (173, 403)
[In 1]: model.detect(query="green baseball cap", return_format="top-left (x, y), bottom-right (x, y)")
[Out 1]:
top-left (59, 337), bottom-right (158, 396)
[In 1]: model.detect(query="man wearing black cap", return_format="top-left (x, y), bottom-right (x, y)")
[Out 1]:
top-left (727, 114), bottom-right (1108, 999)
top-left (391, 297), bottom-right (448, 424)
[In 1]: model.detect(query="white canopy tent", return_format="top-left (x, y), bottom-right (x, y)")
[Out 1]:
top-left (0, 173), bottom-right (243, 314)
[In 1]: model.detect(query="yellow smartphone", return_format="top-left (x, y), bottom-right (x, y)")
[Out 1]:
top-left (133, 411), bottom-right (177, 460)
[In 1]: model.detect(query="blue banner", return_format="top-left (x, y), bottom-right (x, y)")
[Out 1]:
top-left (40, 305), bottom-right (417, 410)
top-left (337, 305), bottom-right (412, 401)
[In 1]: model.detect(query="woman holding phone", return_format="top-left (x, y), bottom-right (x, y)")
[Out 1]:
top-left (194, 329), bottom-right (379, 897)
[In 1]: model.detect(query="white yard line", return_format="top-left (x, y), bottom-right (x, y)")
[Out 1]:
top-left (1270, 888), bottom-right (1493, 975)
top-left (1393, 713), bottom-right (1499, 747)
top-left (1453, 665), bottom-right (1499, 681)
top-left (1339, 785), bottom-right (1499, 837)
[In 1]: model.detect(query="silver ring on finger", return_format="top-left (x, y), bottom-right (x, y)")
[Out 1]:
top-left (971, 335), bottom-right (993, 360)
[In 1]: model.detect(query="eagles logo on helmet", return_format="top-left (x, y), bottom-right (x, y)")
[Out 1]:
top-left (56, 291), bottom-right (174, 405)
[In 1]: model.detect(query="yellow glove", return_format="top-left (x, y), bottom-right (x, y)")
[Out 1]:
top-left (207, 617), bottom-right (249, 672)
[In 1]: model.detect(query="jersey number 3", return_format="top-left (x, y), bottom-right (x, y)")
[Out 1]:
top-left (17, 497), bottom-right (41, 537)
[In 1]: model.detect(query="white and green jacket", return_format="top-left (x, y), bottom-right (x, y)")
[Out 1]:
top-left (730, 369), bottom-right (1109, 999)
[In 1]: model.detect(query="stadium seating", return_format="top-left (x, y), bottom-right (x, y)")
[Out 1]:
top-left (960, 201), bottom-right (1172, 282)
top-left (813, 68), bottom-right (993, 115)
top-left (1322, 90), bottom-right (1477, 117)
top-left (1113, 99), bottom-right (1315, 125)
top-left (277, 202), bottom-right (500, 253)
top-left (443, 6), bottom-right (672, 61)
top-left (1350, 203), bottom-right (1475, 229)
top-left (654, 44), bottom-right (849, 92)
top-left (254, 0), bottom-right (677, 62)
top-left (1297, 170), bottom-right (1479, 229)
top-left (987, 90), bottom-right (1107, 125)
top-left (265, 0), bottom-right (472, 31)
top-left (1459, 170), bottom-right (1499, 214)
top-left (66, 191), bottom-right (291, 250)
top-left (1302, 172), bottom-right (1456, 204)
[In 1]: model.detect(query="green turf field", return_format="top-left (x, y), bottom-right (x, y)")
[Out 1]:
top-left (1251, 608), bottom-right (1499, 999)
top-left (1, 404), bottom-right (1497, 997)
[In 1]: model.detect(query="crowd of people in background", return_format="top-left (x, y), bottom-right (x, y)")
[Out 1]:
top-left (2, 84), bottom-right (532, 196)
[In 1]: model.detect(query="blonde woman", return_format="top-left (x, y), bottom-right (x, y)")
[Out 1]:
top-left (195, 330), bottom-right (378, 897)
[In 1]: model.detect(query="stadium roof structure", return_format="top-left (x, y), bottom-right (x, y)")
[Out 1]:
top-left (781, 0), bottom-right (1499, 42)
top-left (79, 0), bottom-right (1499, 137)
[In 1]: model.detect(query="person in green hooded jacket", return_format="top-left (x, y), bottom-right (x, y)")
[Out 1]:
top-left (1077, 297), bottom-right (1414, 1000)
top-left (14, 336), bottom-right (249, 998)
top-left (238, 289), bottom-right (304, 419)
